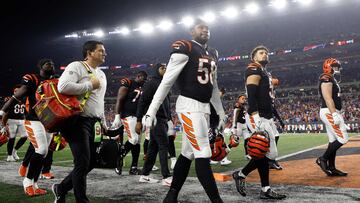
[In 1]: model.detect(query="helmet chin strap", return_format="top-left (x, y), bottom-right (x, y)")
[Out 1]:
top-left (333, 71), bottom-right (341, 83)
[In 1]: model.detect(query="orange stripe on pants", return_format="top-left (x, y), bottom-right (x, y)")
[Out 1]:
top-left (325, 114), bottom-right (344, 138)
top-left (24, 120), bottom-right (38, 148)
top-left (181, 113), bottom-right (200, 151)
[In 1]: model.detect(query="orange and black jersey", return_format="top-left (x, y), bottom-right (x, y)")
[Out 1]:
top-left (4, 96), bottom-right (26, 120)
top-left (171, 40), bottom-right (218, 103)
top-left (319, 73), bottom-right (342, 110)
top-left (245, 63), bottom-right (273, 119)
top-left (21, 73), bottom-right (50, 120)
top-left (120, 78), bottom-right (144, 118)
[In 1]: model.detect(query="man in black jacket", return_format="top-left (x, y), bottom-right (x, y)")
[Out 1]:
top-left (135, 63), bottom-right (172, 186)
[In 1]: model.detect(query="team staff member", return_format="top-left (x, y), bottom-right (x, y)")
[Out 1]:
top-left (0, 59), bottom-right (56, 197)
top-left (232, 45), bottom-right (286, 200)
top-left (53, 40), bottom-right (107, 203)
top-left (316, 58), bottom-right (348, 176)
top-left (111, 71), bottom-right (147, 175)
top-left (136, 63), bottom-right (172, 186)
top-left (145, 18), bottom-right (225, 203)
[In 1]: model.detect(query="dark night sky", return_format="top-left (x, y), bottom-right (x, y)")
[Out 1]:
top-left (1, 0), bottom-right (360, 95)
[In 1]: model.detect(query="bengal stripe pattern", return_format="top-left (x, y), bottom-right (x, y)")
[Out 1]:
top-left (122, 118), bottom-right (132, 139)
top-left (325, 113), bottom-right (344, 138)
top-left (171, 40), bottom-right (192, 52)
top-left (181, 113), bottom-right (200, 151)
top-left (211, 136), bottom-right (228, 161)
top-left (120, 78), bottom-right (131, 87)
top-left (24, 120), bottom-right (38, 148)
top-left (247, 132), bottom-right (270, 159)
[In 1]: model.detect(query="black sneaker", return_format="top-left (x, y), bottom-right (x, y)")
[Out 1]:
top-left (232, 171), bottom-right (246, 196)
top-left (269, 161), bottom-right (283, 170)
top-left (52, 183), bottom-right (66, 203)
top-left (329, 168), bottom-right (348, 176)
top-left (260, 188), bottom-right (286, 200)
top-left (316, 157), bottom-right (332, 175)
top-left (115, 157), bottom-right (123, 175)
top-left (129, 167), bottom-right (141, 175)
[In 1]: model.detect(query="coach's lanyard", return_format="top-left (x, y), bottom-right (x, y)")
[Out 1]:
top-left (94, 121), bottom-right (102, 143)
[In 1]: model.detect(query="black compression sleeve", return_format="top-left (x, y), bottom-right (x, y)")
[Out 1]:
top-left (246, 84), bottom-right (258, 115)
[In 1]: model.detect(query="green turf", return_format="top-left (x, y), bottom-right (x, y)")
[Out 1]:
top-left (0, 133), bottom-right (358, 177)
top-left (0, 182), bottom-right (124, 203)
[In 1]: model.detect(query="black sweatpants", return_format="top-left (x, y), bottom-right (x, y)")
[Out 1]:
top-left (57, 116), bottom-right (98, 203)
top-left (142, 118), bottom-right (171, 178)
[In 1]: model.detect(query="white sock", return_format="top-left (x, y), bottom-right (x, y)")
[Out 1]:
top-left (262, 186), bottom-right (270, 192)
top-left (23, 178), bottom-right (33, 187)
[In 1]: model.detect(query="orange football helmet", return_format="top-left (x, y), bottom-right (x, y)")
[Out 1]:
top-left (228, 134), bottom-right (240, 148)
top-left (210, 133), bottom-right (229, 161)
top-left (0, 128), bottom-right (9, 147)
top-left (247, 131), bottom-right (270, 159)
top-left (323, 58), bottom-right (341, 75)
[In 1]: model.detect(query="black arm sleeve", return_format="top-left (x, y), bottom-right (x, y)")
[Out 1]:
top-left (136, 81), bottom-right (156, 122)
top-left (246, 84), bottom-right (258, 115)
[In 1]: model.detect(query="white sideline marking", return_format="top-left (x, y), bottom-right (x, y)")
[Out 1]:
top-left (277, 135), bottom-right (360, 160)
top-left (277, 144), bottom-right (328, 161)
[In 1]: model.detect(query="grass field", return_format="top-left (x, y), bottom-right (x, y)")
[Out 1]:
top-left (0, 132), bottom-right (351, 176)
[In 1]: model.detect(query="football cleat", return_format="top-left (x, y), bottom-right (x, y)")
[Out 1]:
top-left (41, 172), bottom-right (55, 179)
top-left (232, 171), bottom-right (246, 196)
top-left (35, 188), bottom-right (47, 196)
top-left (13, 150), bottom-right (20, 160)
top-left (329, 168), bottom-right (348, 176)
top-left (152, 165), bottom-right (159, 171)
top-left (161, 177), bottom-right (172, 187)
top-left (18, 164), bottom-right (27, 177)
top-left (139, 175), bottom-right (159, 183)
top-left (220, 157), bottom-right (232, 166)
top-left (269, 160), bottom-right (282, 170)
top-left (260, 188), bottom-right (286, 200)
top-left (129, 167), bottom-right (141, 175)
top-left (316, 157), bottom-right (332, 175)
top-left (7, 155), bottom-right (16, 162)
top-left (24, 185), bottom-right (36, 197)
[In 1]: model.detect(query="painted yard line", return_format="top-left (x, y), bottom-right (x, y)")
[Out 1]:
top-left (277, 135), bottom-right (360, 161)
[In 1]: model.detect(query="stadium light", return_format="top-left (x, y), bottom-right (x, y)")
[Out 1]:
top-left (298, 0), bottom-right (313, 6)
top-left (138, 22), bottom-right (154, 34)
top-left (119, 27), bottom-right (130, 35)
top-left (245, 2), bottom-right (260, 14)
top-left (200, 11), bottom-right (216, 23)
top-left (94, 30), bottom-right (104, 37)
top-left (158, 20), bottom-right (173, 31)
top-left (270, 0), bottom-right (288, 9)
top-left (180, 16), bottom-right (194, 27)
top-left (221, 6), bottom-right (239, 19)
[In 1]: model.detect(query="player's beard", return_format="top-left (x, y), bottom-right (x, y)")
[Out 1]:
top-left (43, 69), bottom-right (55, 77)
top-left (259, 60), bottom-right (269, 67)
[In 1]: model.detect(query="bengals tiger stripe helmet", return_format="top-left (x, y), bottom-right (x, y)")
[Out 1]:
top-left (210, 133), bottom-right (229, 161)
top-left (228, 134), bottom-right (240, 148)
top-left (323, 58), bottom-right (341, 75)
top-left (247, 131), bottom-right (270, 159)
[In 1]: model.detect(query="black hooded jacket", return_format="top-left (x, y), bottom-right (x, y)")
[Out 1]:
top-left (136, 64), bottom-right (171, 122)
